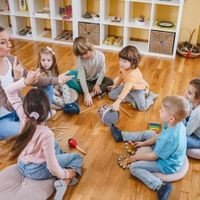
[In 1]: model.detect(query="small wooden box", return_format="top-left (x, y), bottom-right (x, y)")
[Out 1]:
top-left (78, 22), bottom-right (100, 45)
top-left (149, 30), bottom-right (175, 55)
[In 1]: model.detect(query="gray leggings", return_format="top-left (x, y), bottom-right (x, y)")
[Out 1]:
top-left (108, 85), bottom-right (152, 111)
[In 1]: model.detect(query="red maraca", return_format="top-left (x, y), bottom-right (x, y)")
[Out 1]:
top-left (68, 138), bottom-right (86, 154)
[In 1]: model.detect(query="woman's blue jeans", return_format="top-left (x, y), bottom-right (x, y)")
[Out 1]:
top-left (0, 112), bottom-right (20, 140)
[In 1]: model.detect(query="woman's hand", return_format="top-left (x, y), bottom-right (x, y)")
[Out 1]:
top-left (13, 56), bottom-right (24, 80)
top-left (84, 93), bottom-right (93, 107)
top-left (58, 73), bottom-right (74, 84)
top-left (93, 84), bottom-right (102, 95)
top-left (24, 71), bottom-right (39, 86)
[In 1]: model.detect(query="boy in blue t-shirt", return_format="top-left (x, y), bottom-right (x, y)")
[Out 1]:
top-left (110, 96), bottom-right (190, 200)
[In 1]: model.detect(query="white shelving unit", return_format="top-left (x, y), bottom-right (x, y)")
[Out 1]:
top-left (0, 0), bottom-right (184, 58)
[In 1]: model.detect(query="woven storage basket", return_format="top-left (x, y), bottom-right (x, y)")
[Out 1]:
top-left (149, 30), bottom-right (175, 55)
top-left (78, 22), bottom-right (100, 45)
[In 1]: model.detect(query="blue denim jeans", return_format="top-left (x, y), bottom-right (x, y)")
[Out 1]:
top-left (122, 130), bottom-right (162, 190)
top-left (122, 129), bottom-right (156, 142)
top-left (129, 160), bottom-right (163, 190)
top-left (18, 142), bottom-right (83, 180)
top-left (187, 134), bottom-right (200, 148)
top-left (42, 85), bottom-right (54, 104)
top-left (0, 112), bottom-right (20, 140)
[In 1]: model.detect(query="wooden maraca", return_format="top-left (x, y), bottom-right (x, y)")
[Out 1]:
top-left (68, 138), bottom-right (86, 155)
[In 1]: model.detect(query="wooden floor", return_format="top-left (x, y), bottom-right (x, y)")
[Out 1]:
top-left (1, 39), bottom-right (200, 200)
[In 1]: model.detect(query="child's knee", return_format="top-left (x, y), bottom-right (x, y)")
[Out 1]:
top-left (129, 163), bottom-right (138, 175)
top-left (137, 104), bottom-right (146, 111)
top-left (108, 91), bottom-right (117, 100)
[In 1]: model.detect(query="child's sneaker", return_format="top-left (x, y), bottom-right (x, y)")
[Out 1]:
top-left (63, 102), bottom-right (80, 115)
top-left (157, 182), bottom-right (172, 200)
top-left (110, 124), bottom-right (123, 142)
top-left (47, 109), bottom-right (56, 120)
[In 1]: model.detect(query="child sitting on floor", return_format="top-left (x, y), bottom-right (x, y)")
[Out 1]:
top-left (108, 45), bottom-right (157, 111)
top-left (73, 36), bottom-right (113, 107)
top-left (110, 96), bottom-right (190, 200)
top-left (184, 78), bottom-right (200, 149)
top-left (36, 46), bottom-right (79, 113)
top-left (5, 71), bottom-right (83, 200)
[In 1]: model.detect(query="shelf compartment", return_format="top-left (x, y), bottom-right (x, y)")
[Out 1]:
top-left (14, 16), bottom-right (32, 38)
top-left (79, 0), bottom-right (100, 23)
top-left (154, 0), bottom-right (180, 6)
top-left (0, 15), bottom-right (12, 34)
top-left (103, 0), bottom-right (125, 25)
top-left (53, 20), bottom-right (73, 43)
top-left (34, 18), bottom-right (52, 40)
top-left (0, 0), bottom-right (10, 15)
top-left (78, 22), bottom-right (100, 45)
top-left (127, 27), bottom-right (149, 54)
top-left (52, 0), bottom-right (72, 21)
top-left (152, 4), bottom-right (178, 32)
top-left (102, 25), bottom-right (124, 49)
top-left (127, 1), bottom-right (151, 29)
top-left (12, 0), bottom-right (29, 16)
top-left (149, 30), bottom-right (175, 55)
top-left (32, 0), bottom-right (50, 18)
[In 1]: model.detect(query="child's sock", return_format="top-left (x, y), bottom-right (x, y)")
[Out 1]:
top-left (54, 180), bottom-right (68, 200)
top-left (148, 91), bottom-right (158, 101)
top-left (110, 124), bottom-right (123, 142)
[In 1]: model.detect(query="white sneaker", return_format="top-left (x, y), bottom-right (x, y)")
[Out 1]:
top-left (47, 109), bottom-right (56, 120)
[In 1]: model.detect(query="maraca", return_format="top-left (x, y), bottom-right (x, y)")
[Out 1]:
top-left (68, 138), bottom-right (86, 154)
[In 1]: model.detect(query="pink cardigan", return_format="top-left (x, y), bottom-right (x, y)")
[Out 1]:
top-left (5, 78), bottom-right (69, 179)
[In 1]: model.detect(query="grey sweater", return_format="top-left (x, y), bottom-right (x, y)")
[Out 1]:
top-left (186, 105), bottom-right (200, 137)
top-left (77, 50), bottom-right (105, 94)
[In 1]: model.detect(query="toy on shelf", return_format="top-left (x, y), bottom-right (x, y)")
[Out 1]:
top-left (148, 121), bottom-right (161, 133)
top-left (103, 36), bottom-right (123, 47)
top-left (59, 5), bottom-right (72, 20)
top-left (68, 138), bottom-right (86, 155)
top-left (18, 0), bottom-right (27, 11)
top-left (111, 16), bottom-right (121, 22)
top-left (135, 15), bottom-right (146, 26)
top-left (35, 7), bottom-right (50, 18)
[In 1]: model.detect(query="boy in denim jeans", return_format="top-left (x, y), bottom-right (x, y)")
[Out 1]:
top-left (110, 96), bottom-right (190, 200)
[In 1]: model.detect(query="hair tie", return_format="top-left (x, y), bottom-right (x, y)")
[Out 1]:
top-left (29, 112), bottom-right (39, 120)
top-left (46, 46), bottom-right (55, 55)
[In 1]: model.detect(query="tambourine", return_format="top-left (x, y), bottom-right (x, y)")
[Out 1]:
top-left (97, 104), bottom-right (119, 126)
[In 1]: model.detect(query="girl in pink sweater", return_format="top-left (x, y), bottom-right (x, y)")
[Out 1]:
top-left (5, 71), bottom-right (83, 200)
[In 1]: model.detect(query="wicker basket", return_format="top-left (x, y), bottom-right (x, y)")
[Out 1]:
top-left (177, 29), bottom-right (200, 58)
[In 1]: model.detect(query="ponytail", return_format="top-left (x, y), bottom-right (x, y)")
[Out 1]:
top-left (6, 118), bottom-right (37, 160)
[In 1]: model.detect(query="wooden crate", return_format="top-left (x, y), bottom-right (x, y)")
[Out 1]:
top-left (78, 22), bottom-right (100, 45)
top-left (149, 30), bottom-right (175, 55)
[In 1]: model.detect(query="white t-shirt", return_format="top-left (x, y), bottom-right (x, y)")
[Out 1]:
top-left (0, 57), bottom-right (14, 117)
